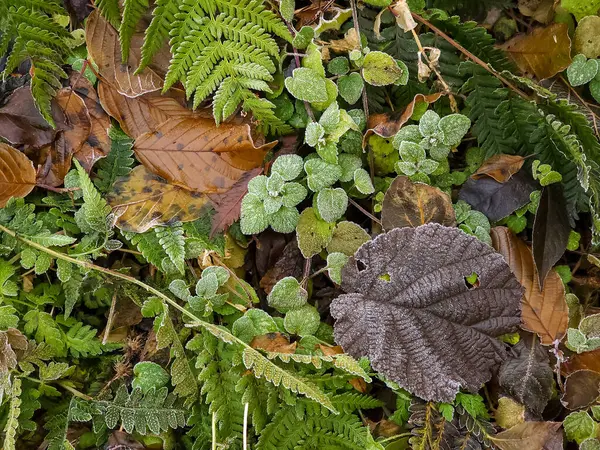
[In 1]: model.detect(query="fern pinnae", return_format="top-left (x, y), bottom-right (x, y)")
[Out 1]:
top-left (95, 0), bottom-right (122, 28)
top-left (120, 0), bottom-right (149, 61)
top-left (138, 0), bottom-right (180, 71)
top-left (2, 378), bottom-right (21, 450)
top-left (154, 223), bottom-right (186, 275)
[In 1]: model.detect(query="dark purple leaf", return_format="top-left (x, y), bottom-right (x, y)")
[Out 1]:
top-left (458, 171), bottom-right (537, 222)
top-left (498, 335), bottom-right (553, 415)
top-left (533, 183), bottom-right (570, 287)
top-left (330, 223), bottom-right (523, 402)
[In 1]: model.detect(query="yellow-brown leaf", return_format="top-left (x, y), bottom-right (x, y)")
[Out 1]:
top-left (86, 11), bottom-right (163, 97)
top-left (250, 332), bottom-right (297, 354)
top-left (472, 154), bottom-right (526, 183)
top-left (0, 144), bottom-right (36, 207)
top-left (491, 227), bottom-right (568, 345)
top-left (504, 23), bottom-right (572, 80)
top-left (134, 117), bottom-right (276, 194)
top-left (381, 176), bottom-right (456, 231)
top-left (107, 165), bottom-right (212, 232)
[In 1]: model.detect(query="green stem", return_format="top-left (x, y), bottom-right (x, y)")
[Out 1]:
top-left (378, 432), bottom-right (412, 445)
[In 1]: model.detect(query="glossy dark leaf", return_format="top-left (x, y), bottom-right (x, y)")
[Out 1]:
top-left (458, 171), bottom-right (538, 222)
top-left (533, 183), bottom-right (570, 287)
top-left (331, 223), bottom-right (523, 402)
top-left (561, 370), bottom-right (600, 410)
top-left (498, 335), bottom-right (553, 415)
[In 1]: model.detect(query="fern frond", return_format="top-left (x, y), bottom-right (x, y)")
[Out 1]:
top-left (95, 0), bottom-right (121, 28)
top-left (74, 161), bottom-right (111, 234)
top-left (213, 0), bottom-right (291, 42)
top-left (2, 378), bottom-right (21, 450)
top-left (120, 0), bottom-right (149, 61)
top-left (139, 0), bottom-right (181, 70)
top-left (154, 223), bottom-right (186, 275)
top-left (126, 230), bottom-right (172, 270)
top-left (94, 127), bottom-right (135, 194)
top-left (92, 385), bottom-right (188, 435)
top-left (44, 397), bottom-right (93, 450)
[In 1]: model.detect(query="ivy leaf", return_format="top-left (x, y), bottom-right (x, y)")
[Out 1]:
top-left (267, 277), bottom-right (308, 313)
top-left (330, 224), bottom-right (523, 402)
top-left (316, 188), bottom-right (348, 223)
top-left (381, 176), bottom-right (455, 231)
top-left (362, 51), bottom-right (408, 87)
top-left (498, 335), bottom-right (553, 415)
top-left (296, 207), bottom-right (336, 258)
top-left (285, 68), bottom-right (328, 103)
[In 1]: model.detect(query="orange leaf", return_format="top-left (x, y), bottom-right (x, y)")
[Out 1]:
top-left (98, 82), bottom-right (199, 139)
top-left (134, 117), bottom-right (276, 194)
top-left (317, 344), bottom-right (344, 356)
top-left (86, 11), bottom-right (163, 97)
top-left (107, 165), bottom-right (212, 232)
top-left (0, 143), bottom-right (36, 207)
top-left (504, 23), bottom-right (572, 80)
top-left (250, 332), bottom-right (297, 354)
top-left (36, 88), bottom-right (91, 187)
top-left (472, 154), bottom-right (526, 183)
top-left (381, 176), bottom-right (456, 231)
top-left (491, 227), bottom-right (568, 345)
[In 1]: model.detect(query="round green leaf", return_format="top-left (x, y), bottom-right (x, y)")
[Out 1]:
top-left (285, 68), bottom-right (328, 103)
top-left (338, 73), bottom-right (364, 105)
top-left (316, 188), bottom-right (348, 223)
top-left (328, 56), bottom-right (350, 75)
top-left (267, 276), bottom-right (308, 313)
top-left (232, 309), bottom-right (278, 343)
top-left (240, 193), bottom-right (269, 235)
top-left (269, 205), bottom-right (300, 233)
top-left (567, 54), bottom-right (599, 86)
top-left (132, 362), bottom-right (170, 393)
top-left (271, 154), bottom-right (304, 181)
top-left (438, 114), bottom-right (471, 147)
top-left (284, 304), bottom-right (321, 336)
top-left (304, 158), bottom-right (342, 192)
top-left (362, 51), bottom-right (407, 86)
top-left (296, 207), bottom-right (336, 257)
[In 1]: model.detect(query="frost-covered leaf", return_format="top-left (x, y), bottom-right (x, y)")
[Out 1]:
top-left (285, 68), bottom-right (328, 103)
top-left (567, 54), bottom-right (599, 87)
top-left (564, 411), bottom-right (598, 444)
top-left (233, 309), bottom-right (278, 343)
top-left (328, 56), bottom-right (350, 75)
top-left (438, 114), bottom-right (471, 147)
top-left (281, 183), bottom-right (307, 208)
top-left (399, 141), bottom-right (426, 163)
top-left (240, 194), bottom-right (269, 235)
top-left (267, 277), bottom-right (308, 313)
top-left (304, 158), bottom-right (342, 192)
top-left (284, 305), bottom-right (320, 336)
top-left (326, 252), bottom-right (348, 284)
top-left (338, 154), bottom-right (363, 183)
top-left (271, 155), bottom-right (304, 181)
top-left (338, 73), bottom-right (364, 105)
top-left (419, 110), bottom-right (440, 137)
top-left (319, 102), bottom-right (341, 132)
top-left (362, 51), bottom-right (408, 87)
top-left (293, 26), bottom-right (315, 50)
top-left (132, 361), bottom-right (170, 393)
top-left (330, 224), bottom-right (523, 402)
top-left (353, 168), bottom-right (375, 194)
top-left (270, 206), bottom-right (300, 233)
top-left (305, 122), bottom-right (325, 148)
top-left (498, 335), bottom-right (553, 415)
top-left (316, 188), bottom-right (348, 223)
top-left (327, 221), bottom-right (371, 256)
top-left (296, 208), bottom-right (336, 258)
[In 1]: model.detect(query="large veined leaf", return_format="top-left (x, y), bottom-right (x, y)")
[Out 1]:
top-left (330, 223), bottom-right (523, 402)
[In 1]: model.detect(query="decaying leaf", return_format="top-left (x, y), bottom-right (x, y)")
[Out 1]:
top-left (491, 227), bottom-right (568, 345)
top-left (209, 168), bottom-right (263, 236)
top-left (518, 0), bottom-right (555, 24)
top-left (532, 183), bottom-right (571, 288)
top-left (107, 166), bottom-right (212, 233)
top-left (561, 369), bottom-right (600, 410)
top-left (498, 335), bottom-right (553, 415)
top-left (260, 241), bottom-right (304, 294)
top-left (0, 144), bottom-right (37, 208)
top-left (363, 92), bottom-right (443, 148)
top-left (490, 421), bottom-right (562, 450)
top-left (70, 74), bottom-right (111, 172)
top-left (36, 88), bottom-right (91, 187)
top-left (251, 332), bottom-right (297, 354)
top-left (330, 223), bottom-right (523, 402)
top-left (504, 23), bottom-right (572, 80)
top-left (134, 117), bottom-right (275, 194)
top-left (86, 11), bottom-right (163, 98)
top-left (381, 176), bottom-right (456, 231)
top-left (472, 155), bottom-right (526, 183)
top-left (459, 171), bottom-right (537, 222)
top-left (563, 348), bottom-right (600, 376)
top-left (98, 82), bottom-right (197, 139)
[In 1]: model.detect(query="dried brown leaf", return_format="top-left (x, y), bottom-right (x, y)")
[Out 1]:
top-left (107, 165), bottom-right (212, 233)
top-left (561, 369), bottom-right (600, 410)
top-left (0, 143), bottom-right (36, 207)
top-left (259, 240), bottom-right (304, 294)
top-left (98, 82), bottom-right (199, 138)
top-left (490, 421), bottom-right (562, 450)
top-left (134, 117), bottom-right (275, 194)
top-left (563, 348), bottom-right (600, 376)
top-left (504, 23), bottom-right (572, 80)
top-left (86, 11), bottom-right (163, 97)
top-left (491, 227), bottom-right (568, 345)
top-left (472, 154), bottom-right (526, 183)
top-left (250, 332), bottom-right (297, 354)
top-left (381, 176), bottom-right (456, 231)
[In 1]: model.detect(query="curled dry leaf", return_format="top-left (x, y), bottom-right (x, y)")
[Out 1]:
top-left (490, 421), bottom-right (562, 450)
top-left (107, 165), bottom-right (212, 233)
top-left (86, 11), bottom-right (163, 98)
top-left (331, 223), bottom-right (523, 402)
top-left (98, 82), bottom-right (199, 139)
top-left (381, 176), bottom-right (456, 231)
top-left (561, 369), bottom-right (600, 410)
top-left (491, 227), bottom-right (568, 345)
top-left (363, 92), bottom-right (443, 148)
top-left (70, 74), bottom-right (111, 172)
top-left (250, 332), bottom-right (297, 354)
top-left (134, 117), bottom-right (275, 194)
top-left (0, 144), bottom-right (36, 208)
top-left (472, 154), bottom-right (526, 183)
top-left (504, 23), bottom-right (572, 80)
top-left (36, 88), bottom-right (91, 187)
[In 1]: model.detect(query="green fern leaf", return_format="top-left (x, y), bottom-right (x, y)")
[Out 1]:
top-left (2, 378), bottom-right (21, 450)
top-left (74, 161), bottom-right (111, 235)
top-left (120, 0), bottom-right (149, 61)
top-left (93, 385), bottom-right (188, 435)
top-left (44, 397), bottom-right (93, 450)
top-left (95, 0), bottom-right (122, 28)
top-left (94, 127), bottom-right (135, 194)
top-left (155, 224), bottom-right (186, 275)
top-left (139, 0), bottom-right (180, 70)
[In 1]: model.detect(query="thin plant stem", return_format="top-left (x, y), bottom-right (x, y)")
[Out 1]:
top-left (102, 287), bottom-right (119, 345)
top-left (243, 402), bottom-right (249, 450)
top-left (348, 197), bottom-right (382, 225)
top-left (212, 412), bottom-right (217, 450)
